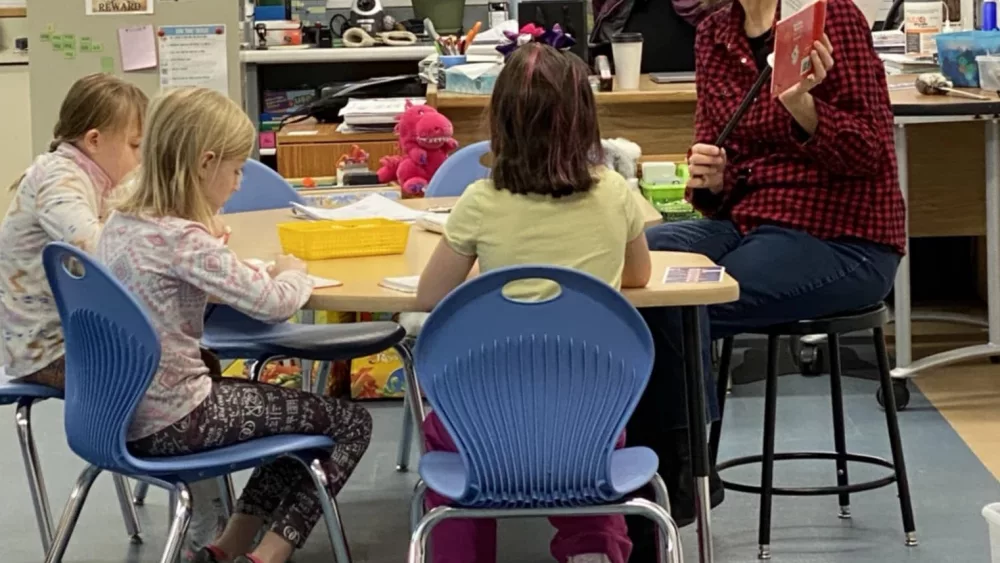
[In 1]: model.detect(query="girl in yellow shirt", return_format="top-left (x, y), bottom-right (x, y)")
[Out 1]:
top-left (415, 43), bottom-right (652, 563)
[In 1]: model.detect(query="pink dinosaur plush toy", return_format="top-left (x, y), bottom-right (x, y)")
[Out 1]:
top-left (377, 101), bottom-right (458, 198)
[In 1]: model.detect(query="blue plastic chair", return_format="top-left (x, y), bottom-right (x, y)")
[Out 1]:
top-left (407, 265), bottom-right (682, 563)
top-left (222, 159), bottom-right (306, 213)
top-left (0, 382), bottom-right (142, 557)
top-left (41, 242), bottom-right (356, 563)
top-left (424, 141), bottom-right (490, 197)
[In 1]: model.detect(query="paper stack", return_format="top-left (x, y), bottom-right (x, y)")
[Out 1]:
top-left (291, 194), bottom-right (424, 222)
top-left (339, 98), bottom-right (426, 127)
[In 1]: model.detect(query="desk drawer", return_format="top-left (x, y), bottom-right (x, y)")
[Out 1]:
top-left (277, 141), bottom-right (401, 178)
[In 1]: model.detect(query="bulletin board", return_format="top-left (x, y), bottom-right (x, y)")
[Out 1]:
top-left (26, 0), bottom-right (244, 155)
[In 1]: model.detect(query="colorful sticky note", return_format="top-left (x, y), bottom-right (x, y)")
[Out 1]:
top-left (50, 35), bottom-right (63, 50)
top-left (46, 23), bottom-right (55, 33)
top-left (63, 34), bottom-right (75, 43)
top-left (80, 37), bottom-right (93, 51)
top-left (40, 32), bottom-right (51, 42)
top-left (64, 51), bottom-right (76, 60)
top-left (306, 6), bottom-right (325, 14)
top-left (100, 56), bottom-right (115, 73)
top-left (90, 42), bottom-right (104, 52)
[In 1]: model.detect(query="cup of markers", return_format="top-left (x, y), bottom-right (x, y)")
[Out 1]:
top-left (427, 18), bottom-right (482, 59)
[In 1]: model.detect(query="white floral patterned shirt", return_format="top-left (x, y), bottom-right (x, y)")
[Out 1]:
top-left (99, 212), bottom-right (313, 440)
top-left (0, 144), bottom-right (118, 377)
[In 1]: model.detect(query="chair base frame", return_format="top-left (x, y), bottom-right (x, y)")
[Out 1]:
top-left (46, 456), bottom-right (354, 563)
top-left (408, 474), bottom-right (682, 563)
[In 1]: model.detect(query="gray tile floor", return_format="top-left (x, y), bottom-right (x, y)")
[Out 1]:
top-left (1, 374), bottom-right (997, 563)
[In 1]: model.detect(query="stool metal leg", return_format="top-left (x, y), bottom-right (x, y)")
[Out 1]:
top-left (827, 333), bottom-right (852, 519)
top-left (758, 334), bottom-right (780, 560)
top-left (873, 327), bottom-right (918, 546)
top-left (397, 393), bottom-right (414, 472)
top-left (709, 337), bottom-right (735, 466)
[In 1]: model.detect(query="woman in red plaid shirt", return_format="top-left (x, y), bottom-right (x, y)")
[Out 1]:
top-left (626, 0), bottom-right (905, 558)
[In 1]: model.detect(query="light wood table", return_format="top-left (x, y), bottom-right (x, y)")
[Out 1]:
top-left (225, 193), bottom-right (738, 312)
top-left (226, 195), bottom-right (738, 563)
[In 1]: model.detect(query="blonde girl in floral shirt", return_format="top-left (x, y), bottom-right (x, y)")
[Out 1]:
top-left (0, 73), bottom-right (147, 389)
top-left (99, 87), bottom-right (372, 563)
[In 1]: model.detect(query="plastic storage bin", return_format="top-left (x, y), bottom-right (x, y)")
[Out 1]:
top-left (444, 63), bottom-right (502, 95)
top-left (277, 219), bottom-right (410, 260)
top-left (639, 163), bottom-right (700, 222)
top-left (978, 55), bottom-right (1000, 90)
top-left (983, 503), bottom-right (1000, 562)
top-left (936, 31), bottom-right (1000, 87)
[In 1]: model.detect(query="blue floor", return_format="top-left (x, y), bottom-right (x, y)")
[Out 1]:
top-left (0, 374), bottom-right (996, 562)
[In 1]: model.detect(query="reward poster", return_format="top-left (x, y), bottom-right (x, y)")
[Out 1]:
top-left (85, 0), bottom-right (153, 15)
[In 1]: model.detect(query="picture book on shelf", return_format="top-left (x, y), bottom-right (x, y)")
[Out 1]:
top-left (772, 0), bottom-right (828, 97)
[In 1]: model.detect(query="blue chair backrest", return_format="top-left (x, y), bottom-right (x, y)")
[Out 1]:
top-left (223, 159), bottom-right (306, 214)
top-left (42, 242), bottom-right (161, 473)
top-left (425, 141), bottom-right (490, 197)
top-left (415, 265), bottom-right (655, 508)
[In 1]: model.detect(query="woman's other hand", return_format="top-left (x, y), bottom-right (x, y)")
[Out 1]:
top-left (686, 143), bottom-right (727, 193)
top-left (779, 34), bottom-right (835, 105)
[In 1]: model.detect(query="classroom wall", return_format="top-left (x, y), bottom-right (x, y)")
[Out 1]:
top-left (0, 17), bottom-right (32, 216)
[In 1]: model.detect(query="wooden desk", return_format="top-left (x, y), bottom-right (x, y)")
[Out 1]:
top-left (224, 195), bottom-right (737, 312)
top-left (276, 121), bottom-right (400, 179)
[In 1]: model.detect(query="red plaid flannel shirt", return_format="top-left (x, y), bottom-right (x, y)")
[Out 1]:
top-left (687, 0), bottom-right (906, 254)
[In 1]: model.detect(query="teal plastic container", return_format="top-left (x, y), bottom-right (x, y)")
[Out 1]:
top-left (936, 31), bottom-right (1000, 87)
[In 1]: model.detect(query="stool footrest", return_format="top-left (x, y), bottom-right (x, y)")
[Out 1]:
top-left (717, 451), bottom-right (897, 496)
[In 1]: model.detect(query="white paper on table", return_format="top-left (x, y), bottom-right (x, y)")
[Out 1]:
top-left (379, 276), bottom-right (420, 294)
top-left (416, 212), bottom-right (447, 233)
top-left (244, 259), bottom-right (342, 289)
top-left (157, 25), bottom-right (230, 95)
top-left (291, 194), bottom-right (424, 222)
top-left (118, 25), bottom-right (158, 71)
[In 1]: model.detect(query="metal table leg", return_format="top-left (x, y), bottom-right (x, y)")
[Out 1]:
top-left (892, 123), bottom-right (913, 377)
top-left (681, 307), bottom-right (714, 563)
top-left (892, 119), bottom-right (1000, 378)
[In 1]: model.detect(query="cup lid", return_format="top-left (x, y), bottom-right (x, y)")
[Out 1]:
top-left (612, 32), bottom-right (644, 43)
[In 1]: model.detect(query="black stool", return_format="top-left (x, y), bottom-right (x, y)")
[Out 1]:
top-left (709, 304), bottom-right (917, 560)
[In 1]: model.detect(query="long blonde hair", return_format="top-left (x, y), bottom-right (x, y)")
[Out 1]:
top-left (118, 87), bottom-right (255, 228)
top-left (9, 73), bottom-right (147, 191)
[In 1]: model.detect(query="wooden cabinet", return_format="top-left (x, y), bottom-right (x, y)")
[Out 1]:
top-left (276, 121), bottom-right (401, 178)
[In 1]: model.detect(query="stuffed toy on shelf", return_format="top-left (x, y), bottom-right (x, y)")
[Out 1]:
top-left (376, 101), bottom-right (458, 198)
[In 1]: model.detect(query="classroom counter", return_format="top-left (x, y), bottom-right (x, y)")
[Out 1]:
top-left (424, 74), bottom-right (995, 241)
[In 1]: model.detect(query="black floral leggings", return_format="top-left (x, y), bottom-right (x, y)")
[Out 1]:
top-left (128, 378), bottom-right (373, 548)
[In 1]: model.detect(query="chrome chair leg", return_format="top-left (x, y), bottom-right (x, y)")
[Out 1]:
top-left (407, 506), bottom-right (452, 563)
top-left (113, 474), bottom-right (143, 543)
top-left (410, 480), bottom-right (427, 532)
top-left (45, 464), bottom-right (103, 563)
top-left (627, 498), bottom-right (683, 563)
top-left (219, 475), bottom-right (237, 520)
top-left (161, 483), bottom-right (193, 563)
top-left (301, 458), bottom-right (352, 563)
top-left (133, 481), bottom-right (150, 505)
top-left (15, 399), bottom-right (53, 555)
top-left (397, 394), bottom-right (413, 472)
top-left (169, 489), bottom-right (178, 526)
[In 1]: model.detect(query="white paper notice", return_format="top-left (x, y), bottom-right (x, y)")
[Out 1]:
top-left (118, 25), bottom-right (158, 72)
top-left (157, 25), bottom-right (229, 95)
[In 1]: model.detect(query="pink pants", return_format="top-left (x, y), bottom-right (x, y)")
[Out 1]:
top-left (423, 413), bottom-right (632, 563)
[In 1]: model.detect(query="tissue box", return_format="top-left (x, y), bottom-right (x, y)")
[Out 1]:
top-left (444, 63), bottom-right (503, 95)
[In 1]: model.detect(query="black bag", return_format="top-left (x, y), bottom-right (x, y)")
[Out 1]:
top-left (280, 74), bottom-right (425, 127)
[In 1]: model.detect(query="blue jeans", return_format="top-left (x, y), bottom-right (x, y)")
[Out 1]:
top-left (632, 219), bottom-right (901, 432)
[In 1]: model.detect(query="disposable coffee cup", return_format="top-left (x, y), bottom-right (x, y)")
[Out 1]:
top-left (611, 32), bottom-right (644, 91)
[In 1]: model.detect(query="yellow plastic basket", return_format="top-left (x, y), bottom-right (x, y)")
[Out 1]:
top-left (277, 219), bottom-right (411, 260)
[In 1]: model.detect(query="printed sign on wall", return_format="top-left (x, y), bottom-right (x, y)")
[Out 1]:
top-left (85, 0), bottom-right (153, 15)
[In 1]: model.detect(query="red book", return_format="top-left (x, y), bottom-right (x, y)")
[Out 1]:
top-left (771, 0), bottom-right (828, 97)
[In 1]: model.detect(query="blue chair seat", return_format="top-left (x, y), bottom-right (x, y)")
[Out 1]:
top-left (203, 306), bottom-right (406, 362)
top-left (0, 382), bottom-right (63, 405)
top-left (419, 446), bottom-right (659, 507)
top-left (126, 434), bottom-right (334, 482)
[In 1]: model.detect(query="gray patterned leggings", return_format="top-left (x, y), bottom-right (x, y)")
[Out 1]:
top-left (128, 378), bottom-right (373, 548)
